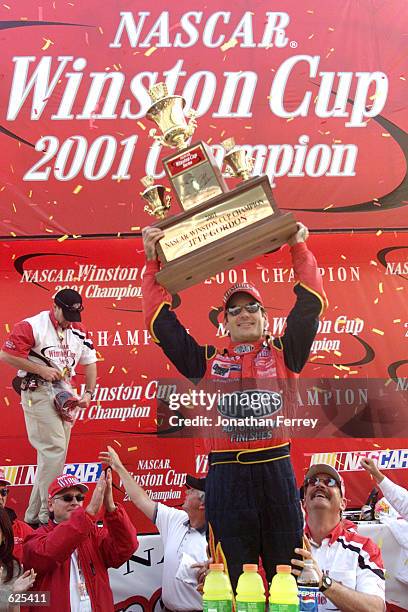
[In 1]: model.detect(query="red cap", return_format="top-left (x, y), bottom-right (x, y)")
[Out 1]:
top-left (223, 282), bottom-right (264, 309)
top-left (48, 474), bottom-right (89, 499)
top-left (0, 468), bottom-right (11, 486)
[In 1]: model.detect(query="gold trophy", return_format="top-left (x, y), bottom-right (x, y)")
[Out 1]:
top-left (142, 83), bottom-right (297, 295)
top-left (222, 137), bottom-right (254, 181)
top-left (147, 82), bottom-right (197, 150)
top-left (140, 176), bottom-right (171, 220)
top-left (146, 83), bottom-right (228, 211)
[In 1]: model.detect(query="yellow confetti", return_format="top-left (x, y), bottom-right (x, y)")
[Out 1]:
top-left (379, 282), bottom-right (383, 294)
top-left (141, 374), bottom-right (147, 379)
top-left (10, 232), bottom-right (16, 237)
top-left (376, 229), bottom-right (382, 236)
top-left (113, 439), bottom-right (122, 447)
top-left (4, 397), bottom-right (9, 406)
top-left (374, 298), bottom-right (379, 304)
top-left (381, 132), bottom-right (390, 137)
top-left (98, 26), bottom-right (103, 34)
top-left (73, 185), bottom-right (83, 194)
top-left (109, 366), bottom-right (115, 374)
top-left (220, 38), bottom-right (238, 52)
top-left (372, 328), bottom-right (384, 336)
top-left (144, 47), bottom-right (157, 57)
top-left (334, 350), bottom-right (342, 357)
top-left (3, 4), bottom-right (10, 8)
top-left (308, 34), bottom-right (314, 39)
top-left (136, 121), bottom-right (146, 131)
top-left (121, 367), bottom-right (128, 374)
top-left (12, 202), bottom-right (16, 213)
top-left (323, 204), bottom-right (334, 210)
top-left (127, 446), bottom-right (138, 452)
top-left (41, 38), bottom-right (54, 51)
top-left (5, 323), bottom-right (10, 333)
top-left (340, 255), bottom-right (346, 260)
top-left (393, 319), bottom-right (401, 323)
top-left (57, 234), bottom-right (69, 243)
top-left (131, 226), bottom-right (140, 231)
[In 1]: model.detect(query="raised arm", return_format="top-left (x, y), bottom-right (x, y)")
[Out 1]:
top-left (274, 223), bottom-right (328, 373)
top-left (99, 446), bottom-right (156, 521)
top-left (141, 226), bottom-right (215, 381)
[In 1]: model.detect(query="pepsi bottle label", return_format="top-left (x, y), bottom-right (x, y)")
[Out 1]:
top-left (298, 585), bottom-right (319, 611)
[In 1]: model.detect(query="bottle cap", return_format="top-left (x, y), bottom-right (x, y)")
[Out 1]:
top-left (243, 564), bottom-right (258, 572)
top-left (276, 565), bottom-right (292, 573)
top-left (209, 563), bottom-right (224, 571)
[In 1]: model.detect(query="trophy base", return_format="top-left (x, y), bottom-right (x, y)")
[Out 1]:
top-left (155, 211), bottom-right (297, 294)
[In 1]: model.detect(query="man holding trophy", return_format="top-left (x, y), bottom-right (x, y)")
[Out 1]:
top-left (141, 83), bottom-right (328, 588)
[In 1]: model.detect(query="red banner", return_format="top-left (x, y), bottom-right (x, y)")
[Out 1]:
top-left (0, 232), bottom-right (407, 527)
top-left (0, 0), bottom-right (407, 236)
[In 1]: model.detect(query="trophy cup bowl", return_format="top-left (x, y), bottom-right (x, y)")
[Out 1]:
top-left (222, 137), bottom-right (253, 181)
top-left (146, 83), bottom-right (196, 150)
top-left (140, 176), bottom-right (171, 219)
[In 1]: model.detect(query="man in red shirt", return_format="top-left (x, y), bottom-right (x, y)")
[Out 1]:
top-left (23, 471), bottom-right (138, 612)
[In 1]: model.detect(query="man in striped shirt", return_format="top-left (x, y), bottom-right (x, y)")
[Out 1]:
top-left (292, 463), bottom-right (385, 612)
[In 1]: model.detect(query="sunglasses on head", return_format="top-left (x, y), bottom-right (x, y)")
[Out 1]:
top-left (305, 476), bottom-right (338, 488)
top-left (0, 488), bottom-right (9, 497)
top-left (226, 302), bottom-right (261, 317)
top-left (55, 493), bottom-right (85, 503)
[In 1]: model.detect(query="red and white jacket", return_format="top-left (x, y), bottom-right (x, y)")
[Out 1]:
top-left (143, 242), bottom-right (327, 452)
top-left (23, 505), bottom-right (138, 612)
top-left (2, 309), bottom-right (96, 378)
top-left (305, 520), bottom-right (385, 611)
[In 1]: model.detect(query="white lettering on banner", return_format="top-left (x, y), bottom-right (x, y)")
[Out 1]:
top-left (80, 405), bottom-right (151, 422)
top-left (386, 262), bottom-right (408, 275)
top-left (1, 463), bottom-right (102, 486)
top-left (261, 265), bottom-right (361, 283)
top-left (308, 449), bottom-right (408, 472)
top-left (7, 56), bottom-right (387, 127)
top-left (109, 11), bottom-right (290, 49)
top-left (20, 264), bottom-right (146, 284)
top-left (297, 387), bottom-right (368, 407)
top-left (269, 316), bottom-right (364, 339)
top-left (77, 382), bottom-right (176, 403)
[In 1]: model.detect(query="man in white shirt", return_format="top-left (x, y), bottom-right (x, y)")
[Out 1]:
top-left (292, 463), bottom-right (386, 612)
top-left (361, 457), bottom-right (408, 520)
top-left (0, 289), bottom-right (97, 527)
top-left (100, 446), bottom-right (207, 612)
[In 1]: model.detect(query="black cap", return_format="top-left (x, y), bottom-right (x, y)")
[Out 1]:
top-left (185, 475), bottom-right (206, 492)
top-left (54, 289), bottom-right (84, 322)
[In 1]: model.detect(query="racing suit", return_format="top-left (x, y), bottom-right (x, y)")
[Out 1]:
top-left (143, 241), bottom-right (327, 587)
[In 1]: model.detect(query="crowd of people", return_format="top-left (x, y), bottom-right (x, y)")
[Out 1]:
top-left (0, 222), bottom-right (404, 610)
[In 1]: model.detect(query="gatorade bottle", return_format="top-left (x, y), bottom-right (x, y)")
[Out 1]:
top-left (202, 563), bottom-right (233, 612)
top-left (269, 565), bottom-right (299, 611)
top-left (297, 559), bottom-right (319, 611)
top-left (236, 564), bottom-right (266, 612)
